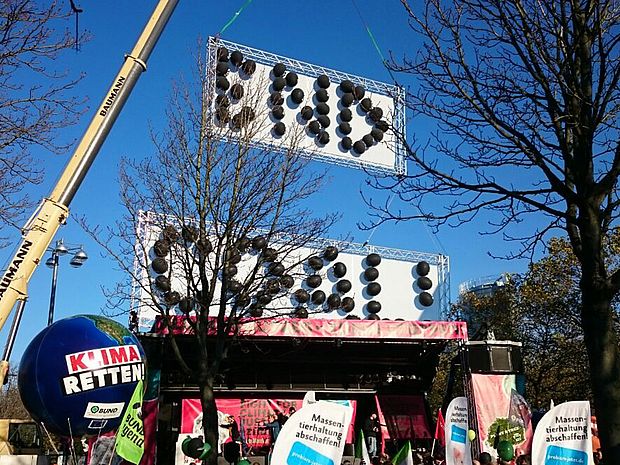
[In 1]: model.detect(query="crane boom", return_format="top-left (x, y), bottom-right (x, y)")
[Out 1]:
top-left (0, 0), bottom-right (180, 382)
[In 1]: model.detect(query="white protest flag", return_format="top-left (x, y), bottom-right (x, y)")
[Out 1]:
top-left (444, 397), bottom-right (472, 465)
top-left (531, 400), bottom-right (594, 465)
top-left (271, 392), bottom-right (353, 465)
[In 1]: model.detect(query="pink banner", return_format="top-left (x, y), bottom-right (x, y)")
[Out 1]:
top-left (182, 397), bottom-right (356, 452)
top-left (140, 397), bottom-right (159, 465)
top-left (376, 395), bottom-right (433, 440)
top-left (471, 374), bottom-right (532, 457)
top-left (155, 317), bottom-right (468, 341)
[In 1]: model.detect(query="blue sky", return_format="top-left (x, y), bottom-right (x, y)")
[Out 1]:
top-left (0, 0), bottom-right (534, 364)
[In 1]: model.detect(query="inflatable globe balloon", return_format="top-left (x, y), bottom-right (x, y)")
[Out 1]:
top-left (497, 440), bottom-right (515, 461)
top-left (18, 315), bottom-right (145, 437)
top-left (468, 429), bottom-right (476, 441)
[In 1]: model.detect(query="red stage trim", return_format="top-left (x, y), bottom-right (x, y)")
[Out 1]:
top-left (153, 317), bottom-right (468, 341)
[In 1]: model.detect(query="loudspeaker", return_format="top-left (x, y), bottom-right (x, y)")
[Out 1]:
top-left (467, 341), bottom-right (522, 373)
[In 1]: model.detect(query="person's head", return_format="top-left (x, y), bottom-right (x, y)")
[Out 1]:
top-left (479, 452), bottom-right (493, 465)
top-left (289, 406), bottom-right (296, 414)
top-left (515, 455), bottom-right (530, 465)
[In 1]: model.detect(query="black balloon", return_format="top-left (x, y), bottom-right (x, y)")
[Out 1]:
top-left (164, 291), bottom-right (180, 306)
top-left (369, 107), bottom-right (383, 122)
top-left (317, 74), bottom-right (330, 88)
top-left (268, 262), bottom-right (285, 276)
top-left (162, 225), bottom-right (178, 241)
top-left (323, 246), bottom-right (339, 261)
top-left (294, 289), bottom-right (310, 303)
top-left (375, 120), bottom-right (389, 132)
top-left (249, 306), bottom-right (263, 317)
top-left (364, 267), bottom-right (379, 281)
top-left (311, 290), bottom-right (326, 304)
top-left (417, 276), bottom-right (433, 290)
top-left (360, 98), bottom-right (372, 112)
top-left (308, 256), bottom-right (323, 270)
top-left (270, 92), bottom-right (284, 106)
top-left (273, 63), bottom-right (287, 77)
top-left (336, 279), bottom-right (352, 294)
top-left (251, 235), bottom-right (267, 250)
top-left (371, 127), bottom-right (384, 142)
top-left (416, 261), bottom-right (430, 276)
top-left (291, 88), bottom-right (304, 104)
top-left (272, 105), bottom-right (285, 120)
top-left (339, 122), bottom-right (352, 135)
top-left (366, 253), bottom-right (381, 266)
top-left (367, 300), bottom-right (382, 313)
top-left (216, 94), bottom-right (230, 108)
top-left (280, 275), bottom-right (295, 289)
top-left (317, 130), bottom-right (330, 144)
top-left (216, 61), bottom-right (229, 76)
top-left (327, 294), bottom-right (341, 309)
top-left (341, 137), bottom-right (353, 150)
top-left (155, 275), bottom-right (171, 292)
top-left (228, 280), bottom-right (243, 294)
top-left (316, 89), bottom-right (329, 102)
top-left (316, 103), bottom-right (330, 115)
top-left (419, 291), bottom-right (434, 307)
top-left (241, 60), bottom-right (256, 75)
top-left (300, 106), bottom-right (314, 121)
top-left (367, 282), bottom-right (382, 296)
top-left (353, 140), bottom-right (366, 154)
top-left (230, 50), bottom-right (244, 66)
top-left (217, 46), bottom-right (229, 61)
top-left (230, 83), bottom-right (244, 100)
top-left (353, 85), bottom-right (366, 100)
top-left (295, 306), bottom-right (309, 318)
top-left (182, 225), bottom-right (198, 242)
top-left (273, 122), bottom-right (286, 136)
top-left (306, 274), bottom-right (322, 288)
top-left (260, 247), bottom-right (278, 262)
top-left (285, 71), bottom-right (298, 87)
top-left (333, 262), bottom-right (347, 278)
top-left (341, 297), bottom-right (355, 312)
top-left (197, 237), bottom-right (213, 254)
top-left (341, 93), bottom-right (354, 107)
top-left (273, 77), bottom-right (286, 91)
top-left (340, 108), bottom-right (353, 122)
top-left (151, 257), bottom-right (168, 274)
top-left (257, 292), bottom-right (272, 305)
top-left (340, 80), bottom-right (354, 93)
top-left (317, 115), bottom-right (331, 128)
top-left (153, 239), bottom-right (170, 257)
top-left (308, 120), bottom-right (321, 134)
top-left (216, 76), bottom-right (230, 91)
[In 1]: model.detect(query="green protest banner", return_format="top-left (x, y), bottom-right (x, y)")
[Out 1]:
top-left (115, 380), bottom-right (145, 464)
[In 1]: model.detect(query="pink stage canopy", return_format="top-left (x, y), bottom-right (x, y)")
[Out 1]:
top-left (153, 316), bottom-right (468, 341)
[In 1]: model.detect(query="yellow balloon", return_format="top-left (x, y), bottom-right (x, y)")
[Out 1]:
top-left (468, 429), bottom-right (477, 441)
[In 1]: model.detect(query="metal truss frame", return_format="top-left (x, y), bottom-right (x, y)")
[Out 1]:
top-left (207, 36), bottom-right (407, 176)
top-left (131, 211), bottom-right (451, 325)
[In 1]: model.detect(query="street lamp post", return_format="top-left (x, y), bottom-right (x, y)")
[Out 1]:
top-left (45, 239), bottom-right (88, 325)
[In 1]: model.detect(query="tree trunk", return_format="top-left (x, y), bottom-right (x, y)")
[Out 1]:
top-left (199, 373), bottom-right (219, 465)
top-left (580, 280), bottom-right (620, 463)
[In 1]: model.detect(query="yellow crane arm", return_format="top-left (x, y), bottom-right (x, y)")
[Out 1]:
top-left (0, 0), bottom-right (180, 382)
